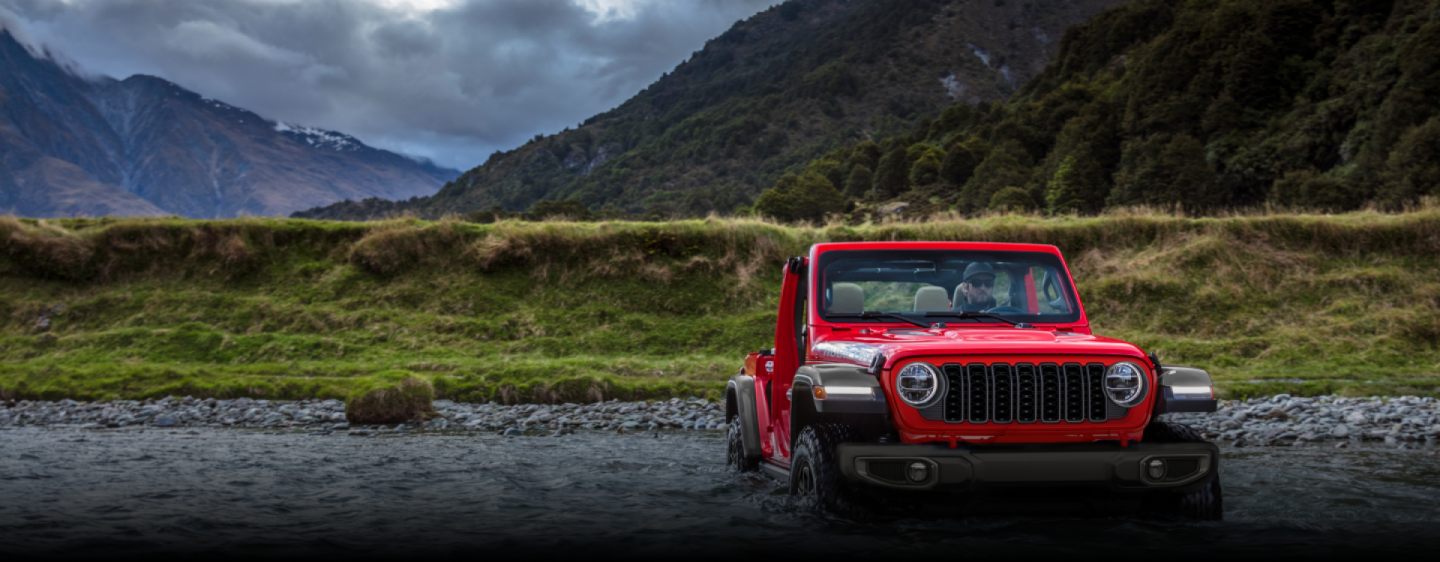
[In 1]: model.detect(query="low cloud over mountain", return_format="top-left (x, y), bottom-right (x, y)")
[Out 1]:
top-left (0, 0), bottom-right (776, 170)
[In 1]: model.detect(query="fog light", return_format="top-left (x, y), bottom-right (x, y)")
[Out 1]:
top-left (906, 462), bottom-right (929, 483)
top-left (1147, 459), bottom-right (1167, 480)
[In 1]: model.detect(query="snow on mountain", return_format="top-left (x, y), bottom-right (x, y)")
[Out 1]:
top-left (273, 121), bottom-right (361, 152)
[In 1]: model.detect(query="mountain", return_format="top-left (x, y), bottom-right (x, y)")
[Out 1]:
top-left (0, 29), bottom-right (458, 219)
top-left (757, 0), bottom-right (1440, 218)
top-left (294, 0), bottom-right (1127, 220)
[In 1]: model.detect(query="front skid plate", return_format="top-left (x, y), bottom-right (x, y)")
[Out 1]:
top-left (837, 441), bottom-right (1218, 492)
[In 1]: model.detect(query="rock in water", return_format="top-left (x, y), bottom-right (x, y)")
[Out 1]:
top-left (153, 416), bottom-right (177, 427)
top-left (502, 427), bottom-right (522, 436)
top-left (1331, 424), bottom-right (1350, 438)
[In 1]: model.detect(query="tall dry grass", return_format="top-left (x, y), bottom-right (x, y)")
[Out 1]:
top-left (6, 207), bottom-right (1439, 284)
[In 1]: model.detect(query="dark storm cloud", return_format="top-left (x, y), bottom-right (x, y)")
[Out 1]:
top-left (0, 0), bottom-right (776, 169)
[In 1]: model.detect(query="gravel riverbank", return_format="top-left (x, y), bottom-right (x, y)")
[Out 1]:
top-left (1157, 394), bottom-right (1440, 447)
top-left (1, 393), bottom-right (1436, 445)
top-left (0, 396), bottom-right (726, 435)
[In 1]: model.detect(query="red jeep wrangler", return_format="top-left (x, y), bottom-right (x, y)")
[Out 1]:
top-left (724, 242), bottom-right (1221, 519)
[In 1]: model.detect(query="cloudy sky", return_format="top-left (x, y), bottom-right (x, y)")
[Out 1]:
top-left (0, 0), bottom-right (776, 170)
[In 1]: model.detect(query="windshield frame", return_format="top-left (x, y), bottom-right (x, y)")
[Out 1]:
top-left (812, 248), bottom-right (1083, 326)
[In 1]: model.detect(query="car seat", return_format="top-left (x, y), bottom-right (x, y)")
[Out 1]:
top-left (830, 283), bottom-right (864, 313)
top-left (914, 286), bottom-right (949, 312)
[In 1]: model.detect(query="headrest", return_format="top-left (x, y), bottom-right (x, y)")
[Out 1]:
top-left (830, 283), bottom-right (864, 314)
top-left (914, 286), bottom-right (950, 312)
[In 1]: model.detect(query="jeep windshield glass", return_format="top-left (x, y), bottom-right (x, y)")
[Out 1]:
top-left (816, 249), bottom-right (1081, 325)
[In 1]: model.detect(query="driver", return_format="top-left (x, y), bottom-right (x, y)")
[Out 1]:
top-left (954, 263), bottom-right (997, 312)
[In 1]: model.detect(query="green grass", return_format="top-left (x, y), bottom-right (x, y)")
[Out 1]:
top-left (2, 208), bottom-right (1438, 402)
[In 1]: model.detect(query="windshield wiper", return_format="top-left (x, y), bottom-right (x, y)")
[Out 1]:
top-left (922, 311), bottom-right (1018, 326)
top-left (828, 312), bottom-right (934, 329)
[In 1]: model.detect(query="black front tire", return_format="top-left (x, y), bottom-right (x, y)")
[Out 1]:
top-left (789, 423), bottom-right (869, 520)
top-left (1142, 421), bottom-right (1223, 521)
top-left (726, 418), bottom-right (758, 472)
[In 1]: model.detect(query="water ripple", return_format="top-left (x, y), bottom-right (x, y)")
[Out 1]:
top-left (1, 427), bottom-right (1438, 555)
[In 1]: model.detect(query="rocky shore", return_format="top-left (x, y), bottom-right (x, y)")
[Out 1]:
top-left (1, 394), bottom-right (1436, 445)
top-left (0, 396), bottom-right (726, 436)
top-left (1157, 394), bottom-right (1440, 447)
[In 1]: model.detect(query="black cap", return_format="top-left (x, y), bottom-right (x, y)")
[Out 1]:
top-left (963, 262), bottom-right (995, 282)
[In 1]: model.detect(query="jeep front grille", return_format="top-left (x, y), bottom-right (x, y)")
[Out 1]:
top-left (933, 362), bottom-right (1126, 424)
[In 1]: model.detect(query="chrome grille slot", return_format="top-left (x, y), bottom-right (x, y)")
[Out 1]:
top-left (1016, 363), bottom-right (1037, 423)
top-left (943, 364), bottom-right (965, 422)
top-left (1086, 363), bottom-right (1107, 422)
top-left (966, 363), bottom-right (988, 423)
top-left (1063, 363), bottom-right (1085, 423)
top-left (1040, 363), bottom-right (1061, 423)
top-left (991, 363), bottom-right (1013, 424)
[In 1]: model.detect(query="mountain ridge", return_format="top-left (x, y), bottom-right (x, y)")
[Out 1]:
top-left (0, 29), bottom-right (459, 218)
top-left (295, 0), bottom-right (1127, 220)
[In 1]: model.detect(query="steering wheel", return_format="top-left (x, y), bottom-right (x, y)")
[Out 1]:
top-left (984, 306), bottom-right (1024, 314)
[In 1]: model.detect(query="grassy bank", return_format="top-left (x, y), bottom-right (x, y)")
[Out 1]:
top-left (2, 207), bottom-right (1438, 402)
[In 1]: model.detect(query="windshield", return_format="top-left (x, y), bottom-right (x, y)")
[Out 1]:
top-left (815, 249), bottom-right (1081, 324)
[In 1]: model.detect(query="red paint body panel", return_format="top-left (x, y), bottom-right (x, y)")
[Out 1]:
top-left (751, 242), bottom-right (1159, 462)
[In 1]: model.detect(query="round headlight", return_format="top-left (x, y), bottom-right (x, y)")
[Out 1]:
top-left (895, 362), bottom-right (943, 407)
top-left (1104, 361), bottom-right (1148, 408)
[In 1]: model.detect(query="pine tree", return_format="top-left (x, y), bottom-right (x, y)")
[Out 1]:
top-left (960, 140), bottom-right (1032, 212)
top-left (844, 164), bottom-right (874, 199)
top-left (939, 144), bottom-right (979, 186)
top-left (1043, 146), bottom-right (1107, 215)
top-left (850, 141), bottom-right (883, 172)
top-left (871, 146), bottom-right (911, 198)
top-left (1045, 156), bottom-right (1084, 214)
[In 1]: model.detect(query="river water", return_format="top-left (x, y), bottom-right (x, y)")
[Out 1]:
top-left (2, 427), bottom-right (1439, 556)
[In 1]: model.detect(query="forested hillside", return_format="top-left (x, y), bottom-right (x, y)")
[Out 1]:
top-left (753, 0), bottom-right (1440, 221)
top-left (294, 0), bottom-right (1126, 221)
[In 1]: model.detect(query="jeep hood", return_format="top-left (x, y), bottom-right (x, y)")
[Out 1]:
top-left (810, 327), bottom-right (1148, 368)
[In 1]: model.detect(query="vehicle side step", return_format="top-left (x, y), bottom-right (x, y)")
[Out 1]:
top-left (760, 462), bottom-right (790, 483)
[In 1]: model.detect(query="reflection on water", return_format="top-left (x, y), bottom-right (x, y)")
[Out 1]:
top-left (1, 427), bottom-right (1438, 555)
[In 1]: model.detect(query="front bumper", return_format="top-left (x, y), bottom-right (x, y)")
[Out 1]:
top-left (837, 441), bottom-right (1218, 493)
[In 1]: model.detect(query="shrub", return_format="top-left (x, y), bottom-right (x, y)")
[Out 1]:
top-left (753, 171), bottom-right (845, 223)
top-left (345, 372), bottom-right (435, 424)
top-left (807, 158), bottom-right (849, 191)
top-left (909, 150), bottom-right (943, 186)
top-left (989, 186), bottom-right (1037, 211)
top-left (526, 199), bottom-right (594, 221)
top-left (939, 143), bottom-right (979, 186)
top-left (1380, 116), bottom-right (1440, 207)
top-left (1269, 169), bottom-right (1360, 210)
